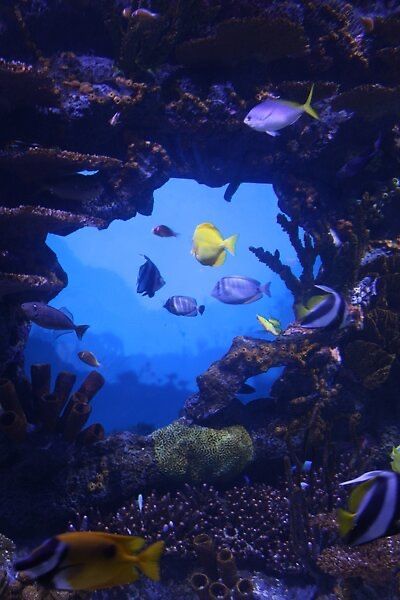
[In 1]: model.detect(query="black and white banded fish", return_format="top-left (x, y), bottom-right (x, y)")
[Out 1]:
top-left (338, 470), bottom-right (400, 545)
top-left (137, 256), bottom-right (166, 298)
top-left (299, 285), bottom-right (350, 329)
top-left (163, 296), bottom-right (205, 317)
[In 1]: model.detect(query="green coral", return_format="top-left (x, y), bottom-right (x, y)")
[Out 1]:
top-left (153, 421), bottom-right (253, 483)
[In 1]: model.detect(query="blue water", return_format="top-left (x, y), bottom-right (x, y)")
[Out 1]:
top-left (25, 179), bottom-right (299, 431)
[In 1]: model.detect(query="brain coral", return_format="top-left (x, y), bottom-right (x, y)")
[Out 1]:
top-left (153, 421), bottom-right (253, 483)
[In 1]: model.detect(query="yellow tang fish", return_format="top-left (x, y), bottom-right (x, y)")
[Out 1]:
top-left (15, 531), bottom-right (165, 592)
top-left (192, 222), bottom-right (238, 267)
top-left (257, 315), bottom-right (282, 336)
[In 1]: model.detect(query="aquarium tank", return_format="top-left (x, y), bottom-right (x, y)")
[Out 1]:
top-left (0, 1), bottom-right (400, 599)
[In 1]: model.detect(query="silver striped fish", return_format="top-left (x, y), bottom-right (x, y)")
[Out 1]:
top-left (211, 276), bottom-right (271, 305)
top-left (164, 296), bottom-right (205, 317)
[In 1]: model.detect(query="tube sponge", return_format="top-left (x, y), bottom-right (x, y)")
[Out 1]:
top-left (153, 421), bottom-right (253, 483)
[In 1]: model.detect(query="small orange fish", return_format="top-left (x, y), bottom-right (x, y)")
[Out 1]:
top-left (78, 351), bottom-right (101, 368)
top-left (152, 225), bottom-right (178, 238)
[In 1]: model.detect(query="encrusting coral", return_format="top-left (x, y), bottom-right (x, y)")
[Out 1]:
top-left (318, 535), bottom-right (400, 587)
top-left (153, 421), bottom-right (253, 483)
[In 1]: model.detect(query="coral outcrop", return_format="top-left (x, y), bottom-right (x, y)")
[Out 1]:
top-left (153, 421), bottom-right (253, 483)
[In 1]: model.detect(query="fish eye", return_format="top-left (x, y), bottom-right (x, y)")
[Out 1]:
top-left (33, 303), bottom-right (37, 309)
top-left (102, 544), bottom-right (117, 559)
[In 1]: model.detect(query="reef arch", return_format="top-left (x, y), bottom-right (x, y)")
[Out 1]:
top-left (0, 7), bottom-right (400, 593)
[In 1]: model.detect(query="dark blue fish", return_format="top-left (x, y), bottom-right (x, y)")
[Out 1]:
top-left (137, 256), bottom-right (165, 298)
top-left (337, 134), bottom-right (381, 180)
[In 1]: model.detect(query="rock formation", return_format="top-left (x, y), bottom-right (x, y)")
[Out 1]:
top-left (1, 1), bottom-right (400, 596)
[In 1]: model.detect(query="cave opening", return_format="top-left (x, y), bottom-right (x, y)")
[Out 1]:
top-left (24, 178), bottom-right (299, 432)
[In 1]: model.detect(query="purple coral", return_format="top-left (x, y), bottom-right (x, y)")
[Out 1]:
top-left (72, 463), bottom-right (349, 578)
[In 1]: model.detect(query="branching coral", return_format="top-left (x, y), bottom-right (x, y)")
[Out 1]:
top-left (250, 213), bottom-right (319, 299)
top-left (153, 421), bottom-right (253, 483)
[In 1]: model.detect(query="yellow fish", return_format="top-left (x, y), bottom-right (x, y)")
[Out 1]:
top-left (15, 531), bottom-right (165, 592)
top-left (391, 446), bottom-right (400, 473)
top-left (257, 315), bottom-right (282, 336)
top-left (192, 222), bottom-right (238, 267)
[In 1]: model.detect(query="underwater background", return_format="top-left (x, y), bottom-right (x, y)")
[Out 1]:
top-left (25, 180), bottom-right (295, 431)
top-left (1, 0), bottom-right (400, 599)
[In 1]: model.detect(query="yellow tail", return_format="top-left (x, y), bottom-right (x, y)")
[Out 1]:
top-left (302, 84), bottom-right (319, 120)
top-left (337, 508), bottom-right (354, 538)
top-left (223, 234), bottom-right (238, 255)
top-left (137, 541), bottom-right (165, 581)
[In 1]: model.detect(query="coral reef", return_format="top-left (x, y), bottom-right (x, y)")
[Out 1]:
top-left (77, 460), bottom-right (349, 577)
top-left (0, 0), bottom-right (400, 596)
top-left (318, 535), bottom-right (400, 593)
top-left (153, 421), bottom-right (253, 483)
top-left (0, 0), bottom-right (397, 375)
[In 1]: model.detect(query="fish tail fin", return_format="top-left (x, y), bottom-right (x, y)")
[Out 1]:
top-left (136, 541), bottom-right (165, 581)
top-left (260, 282), bottom-right (271, 297)
top-left (337, 508), bottom-right (355, 538)
top-left (223, 234), bottom-right (238, 255)
top-left (75, 325), bottom-right (90, 340)
top-left (302, 84), bottom-right (319, 120)
top-left (198, 305), bottom-right (205, 315)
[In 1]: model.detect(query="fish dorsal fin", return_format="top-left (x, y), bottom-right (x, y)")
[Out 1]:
top-left (314, 284), bottom-right (335, 296)
top-left (348, 479), bottom-right (374, 513)
top-left (340, 470), bottom-right (385, 486)
top-left (337, 508), bottom-right (355, 538)
top-left (112, 534), bottom-right (146, 554)
top-left (59, 306), bottom-right (74, 321)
